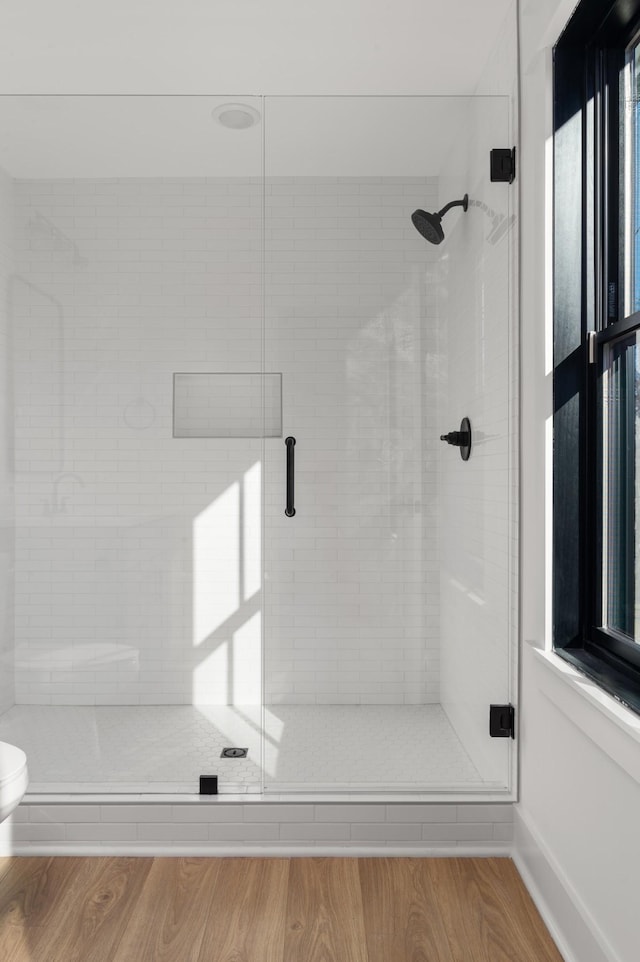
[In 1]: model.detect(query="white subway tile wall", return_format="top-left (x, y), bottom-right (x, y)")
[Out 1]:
top-left (264, 177), bottom-right (441, 705)
top-left (1, 800), bottom-right (513, 854)
top-left (12, 175), bottom-right (442, 708)
top-left (0, 166), bottom-right (14, 716)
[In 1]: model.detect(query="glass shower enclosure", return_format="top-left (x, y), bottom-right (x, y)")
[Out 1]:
top-left (0, 94), bottom-right (517, 798)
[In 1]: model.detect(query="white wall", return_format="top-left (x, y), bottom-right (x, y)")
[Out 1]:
top-left (0, 166), bottom-right (14, 716)
top-left (516, 3), bottom-right (640, 962)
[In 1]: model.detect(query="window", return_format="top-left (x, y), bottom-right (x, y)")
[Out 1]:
top-left (554, 0), bottom-right (640, 714)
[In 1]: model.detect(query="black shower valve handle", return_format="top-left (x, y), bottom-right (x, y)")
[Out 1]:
top-left (440, 417), bottom-right (472, 461)
top-left (440, 430), bottom-right (469, 447)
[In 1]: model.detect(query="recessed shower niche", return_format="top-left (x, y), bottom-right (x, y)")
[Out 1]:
top-left (0, 94), bottom-right (517, 799)
top-left (173, 374), bottom-right (283, 438)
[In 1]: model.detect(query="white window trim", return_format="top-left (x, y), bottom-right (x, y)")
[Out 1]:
top-left (533, 646), bottom-right (640, 785)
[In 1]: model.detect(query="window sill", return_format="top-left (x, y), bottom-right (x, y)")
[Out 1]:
top-left (532, 647), bottom-right (640, 785)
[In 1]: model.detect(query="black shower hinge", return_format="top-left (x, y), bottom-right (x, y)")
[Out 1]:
top-left (490, 147), bottom-right (516, 183)
top-left (489, 704), bottom-right (515, 738)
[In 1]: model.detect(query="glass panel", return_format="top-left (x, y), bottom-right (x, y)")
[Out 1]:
top-left (263, 96), bottom-right (514, 793)
top-left (0, 96), bottom-right (265, 793)
top-left (437, 95), bottom-right (514, 792)
top-left (620, 40), bottom-right (640, 318)
top-left (0, 94), bottom-right (516, 799)
top-left (602, 332), bottom-right (640, 638)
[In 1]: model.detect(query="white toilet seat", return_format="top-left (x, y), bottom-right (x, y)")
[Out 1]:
top-left (0, 741), bottom-right (28, 823)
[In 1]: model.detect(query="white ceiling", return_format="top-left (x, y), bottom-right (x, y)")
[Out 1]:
top-left (0, 0), bottom-right (513, 97)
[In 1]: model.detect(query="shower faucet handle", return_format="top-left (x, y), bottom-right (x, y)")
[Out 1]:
top-left (440, 430), bottom-right (469, 446)
top-left (440, 417), bottom-right (472, 461)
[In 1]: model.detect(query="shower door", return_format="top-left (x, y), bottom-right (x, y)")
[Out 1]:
top-left (262, 96), bottom-right (517, 795)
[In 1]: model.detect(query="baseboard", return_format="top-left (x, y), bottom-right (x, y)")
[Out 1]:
top-left (513, 808), bottom-right (617, 962)
top-left (3, 842), bottom-right (511, 858)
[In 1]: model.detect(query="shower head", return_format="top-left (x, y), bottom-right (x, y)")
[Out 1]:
top-left (411, 193), bottom-right (469, 245)
top-left (411, 209), bottom-right (445, 244)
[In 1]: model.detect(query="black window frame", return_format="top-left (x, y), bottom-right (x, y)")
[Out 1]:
top-left (553, 0), bottom-right (640, 715)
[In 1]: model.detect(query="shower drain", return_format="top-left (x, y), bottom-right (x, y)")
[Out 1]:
top-left (220, 747), bottom-right (248, 758)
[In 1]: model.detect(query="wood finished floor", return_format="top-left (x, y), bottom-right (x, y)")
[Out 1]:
top-left (0, 856), bottom-right (564, 962)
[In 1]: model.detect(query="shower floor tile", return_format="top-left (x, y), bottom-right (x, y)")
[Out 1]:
top-left (0, 704), bottom-right (483, 794)
top-left (263, 705), bottom-right (483, 790)
top-left (0, 705), bottom-right (263, 794)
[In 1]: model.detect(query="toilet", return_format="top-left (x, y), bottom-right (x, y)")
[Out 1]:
top-left (0, 742), bottom-right (28, 823)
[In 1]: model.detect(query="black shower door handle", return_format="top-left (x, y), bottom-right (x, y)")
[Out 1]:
top-left (285, 436), bottom-right (296, 517)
